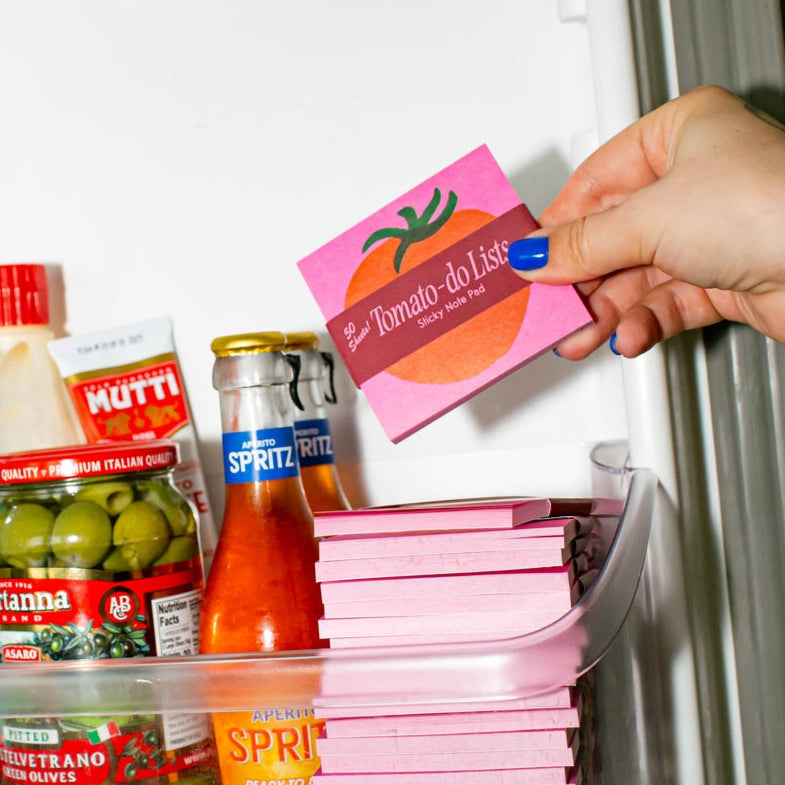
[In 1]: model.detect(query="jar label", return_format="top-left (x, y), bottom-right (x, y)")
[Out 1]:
top-left (293, 419), bottom-right (335, 468)
top-left (1, 716), bottom-right (216, 785)
top-left (222, 428), bottom-right (300, 484)
top-left (0, 569), bottom-right (219, 785)
top-left (211, 709), bottom-right (325, 785)
top-left (0, 571), bottom-right (201, 661)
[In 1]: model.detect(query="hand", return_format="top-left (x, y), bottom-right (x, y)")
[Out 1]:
top-left (507, 85), bottom-right (785, 359)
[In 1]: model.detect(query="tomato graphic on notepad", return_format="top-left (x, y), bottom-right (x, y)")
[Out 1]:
top-left (344, 188), bottom-right (530, 384)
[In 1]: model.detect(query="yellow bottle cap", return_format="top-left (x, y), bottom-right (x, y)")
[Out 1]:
top-left (284, 331), bottom-right (319, 351)
top-left (210, 331), bottom-right (287, 356)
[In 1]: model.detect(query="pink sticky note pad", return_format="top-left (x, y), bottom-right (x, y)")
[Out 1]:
top-left (297, 145), bottom-right (592, 442)
top-left (322, 589), bottom-right (576, 620)
top-left (322, 706), bottom-right (581, 737)
top-left (314, 546), bottom-right (573, 583)
top-left (316, 729), bottom-right (573, 756)
top-left (314, 689), bottom-right (574, 718)
top-left (311, 769), bottom-right (577, 785)
top-left (326, 628), bottom-right (571, 648)
top-left (319, 607), bottom-right (568, 640)
top-left (314, 497), bottom-right (552, 538)
top-left (319, 564), bottom-right (579, 604)
top-left (316, 744), bottom-right (578, 773)
top-left (318, 517), bottom-right (589, 561)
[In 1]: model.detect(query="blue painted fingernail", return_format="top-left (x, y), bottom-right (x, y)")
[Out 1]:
top-left (609, 333), bottom-right (621, 356)
top-left (552, 347), bottom-right (562, 358)
top-left (508, 236), bottom-right (549, 271)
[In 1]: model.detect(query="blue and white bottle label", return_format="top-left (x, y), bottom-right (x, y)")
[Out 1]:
top-left (293, 418), bottom-right (335, 467)
top-left (222, 427), bottom-right (300, 484)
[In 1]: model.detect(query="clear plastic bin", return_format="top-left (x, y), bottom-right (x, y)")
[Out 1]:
top-left (0, 440), bottom-right (655, 718)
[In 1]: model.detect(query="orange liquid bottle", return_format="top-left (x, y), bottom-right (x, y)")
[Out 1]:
top-left (285, 332), bottom-right (351, 512)
top-left (199, 332), bottom-right (326, 785)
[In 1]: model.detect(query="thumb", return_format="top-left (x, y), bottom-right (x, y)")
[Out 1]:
top-left (507, 198), bottom-right (663, 285)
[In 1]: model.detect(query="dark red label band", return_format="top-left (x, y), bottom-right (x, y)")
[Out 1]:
top-left (327, 204), bottom-right (538, 386)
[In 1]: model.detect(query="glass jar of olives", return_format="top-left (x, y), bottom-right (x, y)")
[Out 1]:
top-left (0, 440), bottom-right (201, 579)
top-left (0, 440), bottom-right (220, 785)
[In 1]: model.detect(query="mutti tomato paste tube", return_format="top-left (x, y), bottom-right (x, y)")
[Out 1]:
top-left (48, 317), bottom-right (218, 575)
top-left (297, 144), bottom-right (593, 443)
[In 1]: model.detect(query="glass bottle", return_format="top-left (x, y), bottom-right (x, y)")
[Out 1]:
top-left (0, 264), bottom-right (82, 453)
top-left (198, 331), bottom-right (325, 785)
top-left (285, 331), bottom-right (351, 512)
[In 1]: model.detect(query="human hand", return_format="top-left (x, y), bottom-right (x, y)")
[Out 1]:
top-left (507, 85), bottom-right (785, 359)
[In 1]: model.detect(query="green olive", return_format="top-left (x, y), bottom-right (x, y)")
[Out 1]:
top-left (0, 511), bottom-right (9, 567)
top-left (109, 640), bottom-right (125, 658)
top-left (140, 480), bottom-right (196, 536)
top-left (51, 501), bottom-right (112, 568)
top-left (113, 501), bottom-right (170, 569)
top-left (162, 502), bottom-right (197, 536)
top-left (75, 481), bottom-right (134, 515)
top-left (153, 535), bottom-right (198, 566)
top-left (0, 503), bottom-right (56, 568)
top-left (102, 546), bottom-right (134, 572)
top-left (140, 478), bottom-right (181, 506)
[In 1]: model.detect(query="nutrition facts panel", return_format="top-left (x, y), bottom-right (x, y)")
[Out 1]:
top-left (151, 589), bottom-right (201, 657)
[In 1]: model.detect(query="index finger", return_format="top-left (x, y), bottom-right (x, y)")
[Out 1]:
top-left (540, 86), bottom-right (748, 227)
top-left (540, 113), bottom-right (670, 227)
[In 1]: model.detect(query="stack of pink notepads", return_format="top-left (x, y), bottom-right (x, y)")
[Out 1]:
top-left (311, 497), bottom-right (605, 785)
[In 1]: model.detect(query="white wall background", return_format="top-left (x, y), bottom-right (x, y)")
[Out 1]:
top-left (0, 1), bottom-right (629, 514)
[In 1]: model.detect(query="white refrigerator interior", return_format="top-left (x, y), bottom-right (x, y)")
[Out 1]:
top-left (0, 2), bottom-right (709, 783)
top-left (0, 1), bottom-right (635, 508)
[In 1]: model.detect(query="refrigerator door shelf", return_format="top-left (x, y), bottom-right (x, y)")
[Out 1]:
top-left (0, 441), bottom-right (655, 718)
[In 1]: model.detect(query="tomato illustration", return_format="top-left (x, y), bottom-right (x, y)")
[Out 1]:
top-left (345, 188), bottom-right (530, 384)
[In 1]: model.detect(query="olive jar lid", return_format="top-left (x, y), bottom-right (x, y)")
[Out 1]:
top-left (0, 440), bottom-right (180, 485)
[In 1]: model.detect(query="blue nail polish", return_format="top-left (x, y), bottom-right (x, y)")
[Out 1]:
top-left (508, 237), bottom-right (549, 271)
top-left (552, 347), bottom-right (562, 358)
top-left (609, 333), bottom-right (621, 356)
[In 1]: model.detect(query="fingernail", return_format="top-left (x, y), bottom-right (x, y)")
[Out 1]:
top-left (508, 236), bottom-right (549, 271)
top-left (552, 347), bottom-right (562, 358)
top-left (609, 333), bottom-right (621, 356)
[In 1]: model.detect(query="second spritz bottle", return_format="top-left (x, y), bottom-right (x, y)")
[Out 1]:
top-left (285, 331), bottom-right (351, 512)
